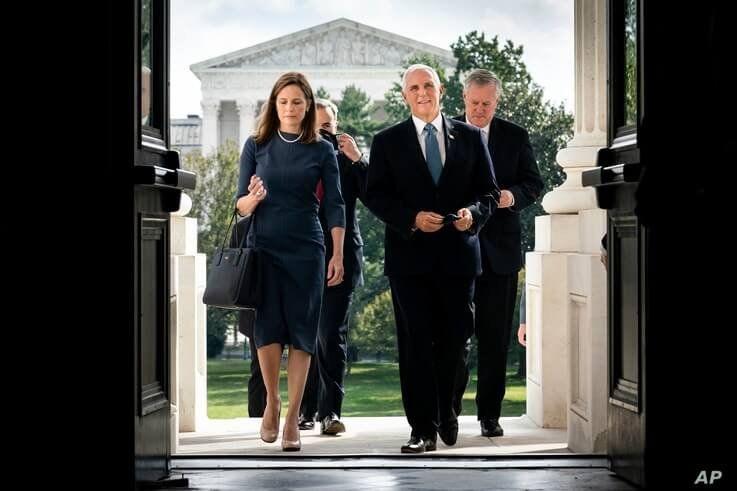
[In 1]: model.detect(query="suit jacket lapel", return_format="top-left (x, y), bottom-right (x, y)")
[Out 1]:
top-left (404, 117), bottom-right (437, 187)
top-left (404, 117), bottom-right (425, 163)
top-left (488, 117), bottom-right (499, 159)
top-left (437, 114), bottom-right (459, 185)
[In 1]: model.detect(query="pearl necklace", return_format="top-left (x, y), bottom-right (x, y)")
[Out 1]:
top-left (277, 129), bottom-right (302, 143)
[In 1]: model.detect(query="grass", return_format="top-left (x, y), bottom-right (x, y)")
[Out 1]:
top-left (207, 360), bottom-right (526, 419)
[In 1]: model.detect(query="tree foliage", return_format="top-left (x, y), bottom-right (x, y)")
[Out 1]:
top-left (315, 86), bottom-right (331, 100)
top-left (337, 85), bottom-right (383, 149)
top-left (182, 142), bottom-right (242, 358)
top-left (352, 289), bottom-right (397, 361)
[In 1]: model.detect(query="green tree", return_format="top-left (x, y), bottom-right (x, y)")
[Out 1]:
top-left (182, 142), bottom-right (242, 358)
top-left (337, 84), bottom-right (382, 149)
top-left (315, 86), bottom-right (331, 100)
top-left (352, 289), bottom-right (397, 361)
top-left (350, 254), bottom-right (389, 338)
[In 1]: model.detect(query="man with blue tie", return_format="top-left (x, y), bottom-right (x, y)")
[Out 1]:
top-left (365, 64), bottom-right (500, 453)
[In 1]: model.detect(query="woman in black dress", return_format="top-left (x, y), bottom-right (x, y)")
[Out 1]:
top-left (236, 72), bottom-right (345, 451)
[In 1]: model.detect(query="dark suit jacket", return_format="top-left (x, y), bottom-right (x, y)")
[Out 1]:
top-left (320, 150), bottom-right (368, 290)
top-left (454, 115), bottom-right (543, 275)
top-left (366, 115), bottom-right (500, 277)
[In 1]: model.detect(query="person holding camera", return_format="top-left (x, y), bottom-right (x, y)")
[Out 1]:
top-left (297, 99), bottom-right (369, 436)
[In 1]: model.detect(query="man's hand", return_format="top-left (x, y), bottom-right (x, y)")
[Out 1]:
top-left (498, 189), bottom-right (514, 208)
top-left (414, 211), bottom-right (444, 233)
top-left (518, 324), bottom-right (527, 347)
top-left (452, 208), bottom-right (473, 232)
top-left (338, 133), bottom-right (362, 162)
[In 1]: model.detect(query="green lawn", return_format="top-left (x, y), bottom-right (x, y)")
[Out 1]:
top-left (207, 360), bottom-right (526, 419)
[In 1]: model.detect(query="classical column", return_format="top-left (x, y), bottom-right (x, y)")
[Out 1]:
top-left (236, 99), bottom-right (257, 149)
top-left (170, 194), bottom-right (208, 434)
top-left (542, 0), bottom-right (607, 214)
top-left (526, 0), bottom-right (608, 451)
top-left (200, 99), bottom-right (221, 155)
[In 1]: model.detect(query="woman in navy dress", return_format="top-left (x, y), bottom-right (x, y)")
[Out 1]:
top-left (236, 72), bottom-right (345, 451)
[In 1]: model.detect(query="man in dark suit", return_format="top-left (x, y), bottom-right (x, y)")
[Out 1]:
top-left (452, 69), bottom-right (543, 437)
top-left (232, 216), bottom-right (267, 417)
top-left (365, 64), bottom-right (500, 453)
top-left (297, 99), bottom-right (369, 435)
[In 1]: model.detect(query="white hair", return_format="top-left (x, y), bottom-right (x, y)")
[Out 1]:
top-left (463, 69), bottom-right (503, 98)
top-left (402, 64), bottom-right (441, 90)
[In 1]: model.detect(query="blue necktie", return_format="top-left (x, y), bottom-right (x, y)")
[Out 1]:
top-left (424, 123), bottom-right (443, 185)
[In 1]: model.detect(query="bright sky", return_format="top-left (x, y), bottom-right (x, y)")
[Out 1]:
top-left (171, 0), bottom-right (573, 118)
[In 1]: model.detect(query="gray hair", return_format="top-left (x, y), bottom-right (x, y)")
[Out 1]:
top-left (463, 69), bottom-right (503, 98)
top-left (315, 98), bottom-right (338, 119)
top-left (402, 64), bottom-right (441, 90)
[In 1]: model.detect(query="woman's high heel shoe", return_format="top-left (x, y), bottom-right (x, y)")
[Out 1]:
top-left (260, 401), bottom-right (281, 443)
top-left (281, 421), bottom-right (302, 451)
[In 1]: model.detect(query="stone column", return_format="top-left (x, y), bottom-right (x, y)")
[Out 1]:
top-left (170, 193), bottom-right (208, 435)
top-left (542, 0), bottom-right (607, 214)
top-left (200, 99), bottom-right (220, 155)
top-left (236, 99), bottom-right (257, 150)
top-left (526, 0), bottom-right (608, 451)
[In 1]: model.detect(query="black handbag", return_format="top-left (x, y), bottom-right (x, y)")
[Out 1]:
top-left (202, 211), bottom-right (261, 310)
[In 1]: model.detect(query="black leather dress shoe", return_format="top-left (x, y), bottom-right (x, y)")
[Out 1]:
top-left (480, 418), bottom-right (504, 437)
top-left (320, 413), bottom-right (346, 435)
top-left (400, 435), bottom-right (437, 453)
top-left (438, 418), bottom-right (459, 446)
top-left (297, 414), bottom-right (315, 431)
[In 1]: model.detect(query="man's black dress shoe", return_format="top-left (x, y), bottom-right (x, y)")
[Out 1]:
top-left (320, 413), bottom-right (346, 435)
top-left (400, 435), bottom-right (437, 453)
top-left (480, 418), bottom-right (504, 437)
top-left (297, 414), bottom-right (314, 431)
top-left (438, 418), bottom-right (459, 446)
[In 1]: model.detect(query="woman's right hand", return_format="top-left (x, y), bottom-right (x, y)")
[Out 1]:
top-left (237, 175), bottom-right (267, 216)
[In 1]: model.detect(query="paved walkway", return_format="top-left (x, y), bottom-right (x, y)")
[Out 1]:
top-left (177, 415), bottom-right (570, 456)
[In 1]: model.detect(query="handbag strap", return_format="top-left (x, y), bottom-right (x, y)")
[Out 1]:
top-left (219, 209), bottom-right (254, 251)
top-left (233, 210), bottom-right (254, 248)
